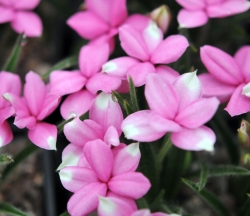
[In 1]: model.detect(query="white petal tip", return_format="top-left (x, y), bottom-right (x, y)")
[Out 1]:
top-left (0, 137), bottom-right (3, 147)
top-left (48, 136), bottom-right (57, 150)
top-left (126, 142), bottom-right (140, 156)
top-left (197, 139), bottom-right (214, 152)
top-left (59, 169), bottom-right (72, 182)
top-left (98, 196), bottom-right (115, 213)
top-left (122, 124), bottom-right (139, 139)
top-left (102, 62), bottom-right (117, 73)
top-left (3, 93), bottom-right (12, 102)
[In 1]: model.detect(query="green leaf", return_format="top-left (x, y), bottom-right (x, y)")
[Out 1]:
top-left (128, 76), bottom-right (139, 112)
top-left (0, 154), bottom-right (13, 166)
top-left (123, 100), bottom-right (134, 116)
top-left (208, 165), bottom-right (250, 177)
top-left (0, 143), bottom-right (39, 184)
top-left (136, 198), bottom-right (149, 209)
top-left (182, 178), bottom-right (230, 216)
top-left (0, 203), bottom-right (28, 216)
top-left (198, 163), bottom-right (208, 191)
top-left (150, 189), bottom-right (165, 211)
top-left (42, 55), bottom-right (78, 80)
top-left (59, 211), bottom-right (70, 216)
top-left (2, 34), bottom-right (24, 72)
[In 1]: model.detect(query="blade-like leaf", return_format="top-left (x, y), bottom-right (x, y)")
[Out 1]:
top-left (0, 143), bottom-right (39, 184)
top-left (198, 163), bottom-right (208, 191)
top-left (59, 211), bottom-right (70, 216)
top-left (2, 33), bottom-right (24, 72)
top-left (150, 189), bottom-right (165, 211)
top-left (208, 165), bottom-right (250, 177)
top-left (136, 198), bottom-right (149, 209)
top-left (182, 178), bottom-right (230, 216)
top-left (42, 55), bottom-right (78, 80)
top-left (128, 76), bottom-right (139, 112)
top-left (0, 203), bottom-right (28, 216)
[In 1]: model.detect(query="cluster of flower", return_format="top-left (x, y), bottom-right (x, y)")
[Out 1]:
top-left (0, 0), bottom-right (250, 215)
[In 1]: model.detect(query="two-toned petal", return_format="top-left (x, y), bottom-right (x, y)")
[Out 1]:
top-left (0, 121), bottom-right (13, 147)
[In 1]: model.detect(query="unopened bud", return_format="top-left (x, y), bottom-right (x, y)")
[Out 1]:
top-left (0, 154), bottom-right (14, 166)
top-left (241, 154), bottom-right (250, 166)
top-left (237, 119), bottom-right (250, 149)
top-left (149, 5), bottom-right (171, 33)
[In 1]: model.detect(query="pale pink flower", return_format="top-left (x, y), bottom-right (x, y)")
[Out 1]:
top-left (102, 21), bottom-right (188, 87)
top-left (122, 72), bottom-right (219, 151)
top-left (0, 0), bottom-right (43, 37)
top-left (0, 71), bottom-right (21, 147)
top-left (176, 0), bottom-right (250, 28)
top-left (98, 196), bottom-right (179, 216)
top-left (199, 45), bottom-right (250, 116)
top-left (59, 141), bottom-right (150, 216)
top-left (50, 44), bottom-right (121, 119)
top-left (3, 71), bottom-right (60, 150)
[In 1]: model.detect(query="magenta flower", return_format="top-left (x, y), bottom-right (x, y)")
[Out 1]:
top-left (59, 141), bottom-right (150, 216)
top-left (0, 0), bottom-right (43, 37)
top-left (50, 44), bottom-right (121, 119)
top-left (176, 0), bottom-right (250, 28)
top-left (3, 71), bottom-right (60, 150)
top-left (122, 72), bottom-right (219, 151)
top-left (199, 45), bottom-right (250, 116)
top-left (102, 21), bottom-right (188, 86)
top-left (0, 71), bottom-right (21, 147)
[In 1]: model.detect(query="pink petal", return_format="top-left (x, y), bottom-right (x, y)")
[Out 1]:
top-left (145, 73), bottom-right (178, 119)
top-left (225, 84), bottom-right (250, 116)
top-left (0, 107), bottom-right (15, 124)
top-left (116, 80), bottom-right (130, 93)
top-left (142, 21), bottom-right (163, 54)
top-left (121, 110), bottom-right (181, 142)
top-left (37, 94), bottom-right (61, 120)
top-left (13, 0), bottom-right (40, 10)
top-left (0, 121), bottom-right (13, 147)
top-left (119, 25), bottom-right (149, 61)
top-left (14, 115), bottom-right (37, 129)
top-left (67, 11), bottom-right (109, 39)
top-left (198, 73), bottom-right (236, 102)
top-left (155, 65), bottom-right (179, 83)
top-left (173, 71), bottom-right (202, 112)
top-left (127, 62), bottom-right (155, 87)
top-left (176, 0), bottom-right (206, 10)
top-left (49, 70), bottom-right (86, 96)
top-left (60, 90), bottom-right (95, 119)
top-left (78, 155), bottom-right (91, 168)
top-left (24, 71), bottom-right (46, 116)
top-left (59, 167), bottom-right (98, 192)
top-left (86, 73), bottom-right (122, 95)
top-left (90, 34), bottom-right (116, 53)
top-left (200, 45), bottom-right (244, 85)
top-left (28, 122), bottom-right (57, 150)
top-left (207, 0), bottom-right (250, 18)
top-left (109, 0), bottom-right (128, 26)
top-left (67, 182), bottom-right (107, 216)
top-left (64, 118), bottom-right (103, 146)
top-left (90, 92), bottom-right (124, 135)
top-left (175, 97), bottom-right (220, 128)
top-left (171, 126), bottom-right (216, 151)
top-left (234, 46), bottom-right (250, 80)
top-left (131, 210), bottom-right (151, 216)
top-left (108, 172), bottom-right (151, 199)
top-left (151, 35), bottom-right (189, 64)
top-left (0, 6), bottom-right (14, 23)
top-left (11, 11), bottom-right (42, 37)
top-left (177, 9), bottom-right (208, 28)
top-left (123, 14), bottom-right (151, 32)
top-left (79, 43), bottom-right (109, 78)
top-left (104, 126), bottom-right (120, 146)
top-left (112, 142), bottom-right (140, 176)
top-left (57, 144), bottom-right (84, 171)
top-left (102, 57), bottom-right (139, 79)
top-left (98, 196), bottom-right (134, 216)
top-left (83, 139), bottom-right (113, 182)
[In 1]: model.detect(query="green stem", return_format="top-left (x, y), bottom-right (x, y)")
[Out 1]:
top-left (157, 133), bottom-right (172, 171)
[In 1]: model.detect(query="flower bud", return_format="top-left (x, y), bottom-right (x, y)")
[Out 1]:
top-left (237, 119), bottom-right (250, 149)
top-left (149, 5), bottom-right (171, 33)
top-left (241, 154), bottom-right (250, 166)
top-left (0, 154), bottom-right (13, 166)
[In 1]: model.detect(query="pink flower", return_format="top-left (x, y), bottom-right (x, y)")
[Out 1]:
top-left (122, 72), bottom-right (219, 151)
top-left (3, 71), bottom-right (60, 150)
top-left (97, 196), bottom-right (179, 216)
top-left (59, 141), bottom-right (150, 216)
top-left (176, 0), bottom-right (250, 28)
top-left (0, 71), bottom-right (21, 147)
top-left (0, 0), bottom-right (43, 37)
top-left (102, 21), bottom-right (188, 86)
top-left (199, 45), bottom-right (250, 116)
top-left (50, 44), bottom-right (121, 119)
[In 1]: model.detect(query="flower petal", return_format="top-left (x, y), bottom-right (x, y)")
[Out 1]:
top-left (64, 118), bottom-right (103, 146)
top-left (155, 65), bottom-right (179, 84)
top-left (0, 6), bottom-right (14, 23)
top-left (234, 45), bottom-right (250, 80)
top-left (123, 14), bottom-right (151, 31)
top-left (11, 11), bottom-right (42, 37)
top-left (0, 121), bottom-right (13, 147)
top-left (13, 0), bottom-right (40, 10)
top-left (67, 182), bottom-right (107, 216)
top-left (151, 35), bottom-right (189, 64)
top-left (60, 90), bottom-right (95, 119)
top-left (175, 97), bottom-right (219, 128)
top-left (108, 172), bottom-right (151, 199)
top-left (176, 0), bottom-right (206, 10)
top-left (28, 122), bottom-right (57, 150)
top-left (171, 126), bottom-right (216, 151)
top-left (104, 126), bottom-right (120, 146)
top-left (83, 139), bottom-right (113, 182)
